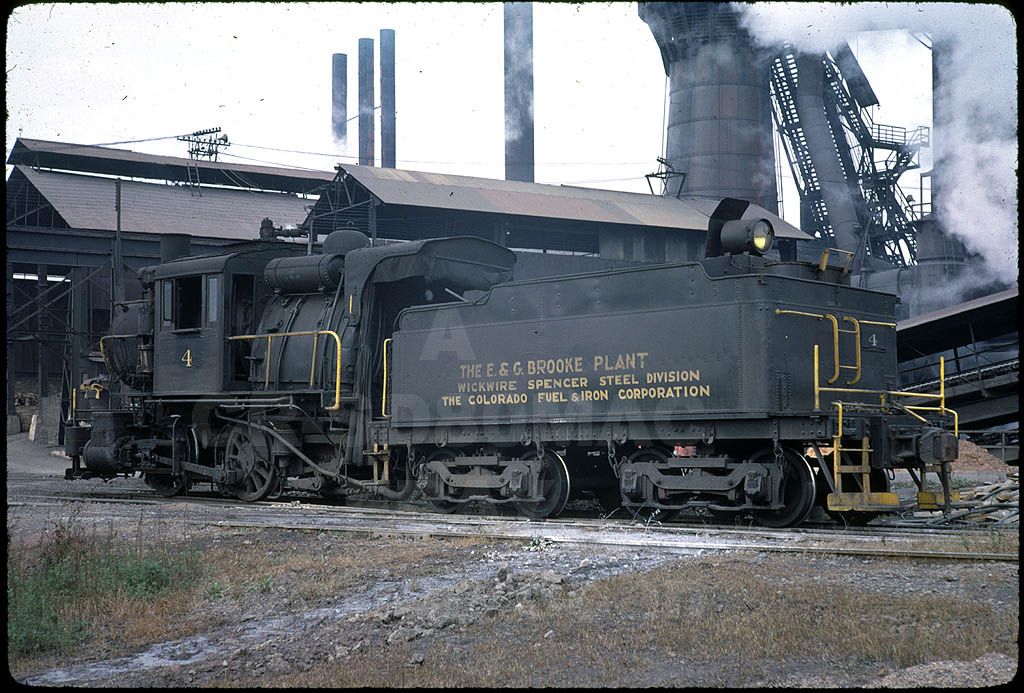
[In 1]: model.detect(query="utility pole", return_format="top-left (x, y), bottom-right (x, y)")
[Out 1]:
top-left (176, 127), bottom-right (230, 161)
top-left (37, 264), bottom-right (48, 399)
top-left (112, 179), bottom-right (124, 306)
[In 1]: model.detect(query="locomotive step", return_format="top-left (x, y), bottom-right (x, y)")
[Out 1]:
top-left (826, 491), bottom-right (902, 512)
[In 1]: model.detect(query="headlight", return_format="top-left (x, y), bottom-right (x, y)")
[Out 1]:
top-left (720, 219), bottom-right (775, 256)
top-left (750, 220), bottom-right (774, 254)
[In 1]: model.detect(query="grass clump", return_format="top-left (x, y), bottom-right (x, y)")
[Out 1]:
top-left (7, 519), bottom-right (202, 658)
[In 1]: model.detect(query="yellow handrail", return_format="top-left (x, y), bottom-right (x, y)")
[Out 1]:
top-left (813, 348), bottom-right (957, 433)
top-left (818, 248), bottom-right (855, 274)
top-left (833, 400), bottom-right (843, 485)
top-left (776, 309), bottom-right (841, 384)
top-left (814, 344), bottom-right (820, 409)
top-left (228, 330), bottom-right (343, 411)
top-left (381, 338), bottom-right (392, 417)
top-left (842, 316), bottom-right (861, 385)
top-left (98, 333), bottom-right (148, 372)
top-left (824, 313), bottom-right (840, 383)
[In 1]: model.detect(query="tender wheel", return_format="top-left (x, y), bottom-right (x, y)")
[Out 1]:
top-left (514, 450), bottom-right (571, 520)
top-left (751, 448), bottom-right (817, 528)
top-left (624, 448), bottom-right (678, 523)
top-left (223, 424), bottom-right (277, 502)
top-left (425, 448), bottom-right (460, 513)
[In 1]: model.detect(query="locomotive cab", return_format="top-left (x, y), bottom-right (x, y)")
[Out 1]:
top-left (150, 244), bottom-right (305, 394)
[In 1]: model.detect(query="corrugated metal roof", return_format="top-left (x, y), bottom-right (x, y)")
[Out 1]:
top-left (338, 165), bottom-right (809, 239)
top-left (16, 165), bottom-right (311, 240)
top-left (897, 287), bottom-right (1018, 360)
top-left (7, 138), bottom-right (335, 195)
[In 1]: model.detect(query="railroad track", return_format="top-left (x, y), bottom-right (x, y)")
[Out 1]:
top-left (9, 473), bottom-right (1017, 534)
top-left (8, 484), bottom-right (1018, 564)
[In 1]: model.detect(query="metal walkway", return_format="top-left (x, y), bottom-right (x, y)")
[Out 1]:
top-left (898, 289), bottom-right (1019, 463)
top-left (770, 44), bottom-right (928, 268)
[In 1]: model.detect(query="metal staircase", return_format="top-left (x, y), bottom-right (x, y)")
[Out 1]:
top-left (770, 44), bottom-right (928, 268)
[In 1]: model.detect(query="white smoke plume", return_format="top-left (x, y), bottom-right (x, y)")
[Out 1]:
top-left (734, 2), bottom-right (1018, 286)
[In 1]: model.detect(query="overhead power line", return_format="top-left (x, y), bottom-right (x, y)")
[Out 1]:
top-left (230, 140), bottom-right (654, 168)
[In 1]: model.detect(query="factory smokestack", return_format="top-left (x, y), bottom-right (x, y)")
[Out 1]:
top-left (504, 2), bottom-right (534, 183)
top-left (640, 2), bottom-right (777, 211)
top-left (380, 29), bottom-right (396, 169)
top-left (331, 53), bottom-right (347, 144)
top-left (358, 37), bottom-right (375, 166)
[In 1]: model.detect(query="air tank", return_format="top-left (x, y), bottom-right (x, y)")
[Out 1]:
top-left (264, 254), bottom-right (345, 293)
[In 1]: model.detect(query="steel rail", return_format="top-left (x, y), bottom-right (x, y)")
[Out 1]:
top-left (9, 494), bottom-right (1017, 562)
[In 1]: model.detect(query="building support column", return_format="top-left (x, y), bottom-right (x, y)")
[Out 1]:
top-left (6, 262), bottom-right (16, 414)
top-left (37, 264), bottom-right (49, 399)
top-left (69, 267), bottom-right (90, 422)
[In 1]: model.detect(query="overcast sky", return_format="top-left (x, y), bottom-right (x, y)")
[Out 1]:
top-left (4, 1), bottom-right (1014, 254)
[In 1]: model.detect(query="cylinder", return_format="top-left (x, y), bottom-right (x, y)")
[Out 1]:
top-left (332, 53), bottom-right (348, 144)
top-left (159, 234), bottom-right (192, 262)
top-left (640, 3), bottom-right (777, 211)
top-left (82, 411), bottom-right (133, 473)
top-left (504, 2), bottom-right (534, 183)
top-left (64, 425), bottom-right (91, 458)
top-left (380, 29), bottom-right (396, 169)
top-left (358, 38), bottom-right (375, 166)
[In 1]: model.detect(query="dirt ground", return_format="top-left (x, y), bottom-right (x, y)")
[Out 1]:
top-left (6, 433), bottom-right (1020, 687)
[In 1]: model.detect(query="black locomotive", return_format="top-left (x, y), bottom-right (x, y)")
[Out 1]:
top-left (65, 200), bottom-right (960, 527)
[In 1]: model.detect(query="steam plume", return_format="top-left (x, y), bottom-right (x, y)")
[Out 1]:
top-left (734, 2), bottom-right (1018, 285)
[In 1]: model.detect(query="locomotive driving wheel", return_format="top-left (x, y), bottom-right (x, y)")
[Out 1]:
top-left (144, 426), bottom-right (196, 497)
top-left (223, 424), bottom-right (277, 502)
top-left (513, 450), bottom-right (570, 520)
top-left (144, 471), bottom-right (189, 497)
top-left (750, 448), bottom-right (817, 528)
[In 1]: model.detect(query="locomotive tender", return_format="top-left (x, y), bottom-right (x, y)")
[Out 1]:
top-left (66, 200), bottom-right (960, 527)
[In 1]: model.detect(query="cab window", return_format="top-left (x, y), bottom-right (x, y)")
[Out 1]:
top-left (207, 275), bottom-right (220, 325)
top-left (161, 276), bottom-right (203, 330)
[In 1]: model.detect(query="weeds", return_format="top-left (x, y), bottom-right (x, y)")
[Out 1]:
top-left (7, 518), bottom-right (202, 659)
top-left (206, 580), bottom-right (226, 600)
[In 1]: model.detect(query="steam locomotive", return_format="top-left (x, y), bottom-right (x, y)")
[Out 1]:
top-left (65, 200), bottom-right (960, 527)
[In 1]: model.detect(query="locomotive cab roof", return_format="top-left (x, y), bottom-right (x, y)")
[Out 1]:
top-left (146, 240), bottom-right (307, 280)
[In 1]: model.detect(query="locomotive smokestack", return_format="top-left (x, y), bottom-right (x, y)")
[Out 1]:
top-left (380, 29), bottom-right (396, 169)
top-left (331, 53), bottom-right (348, 144)
top-left (358, 37), bottom-right (375, 167)
top-left (504, 2), bottom-right (534, 183)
